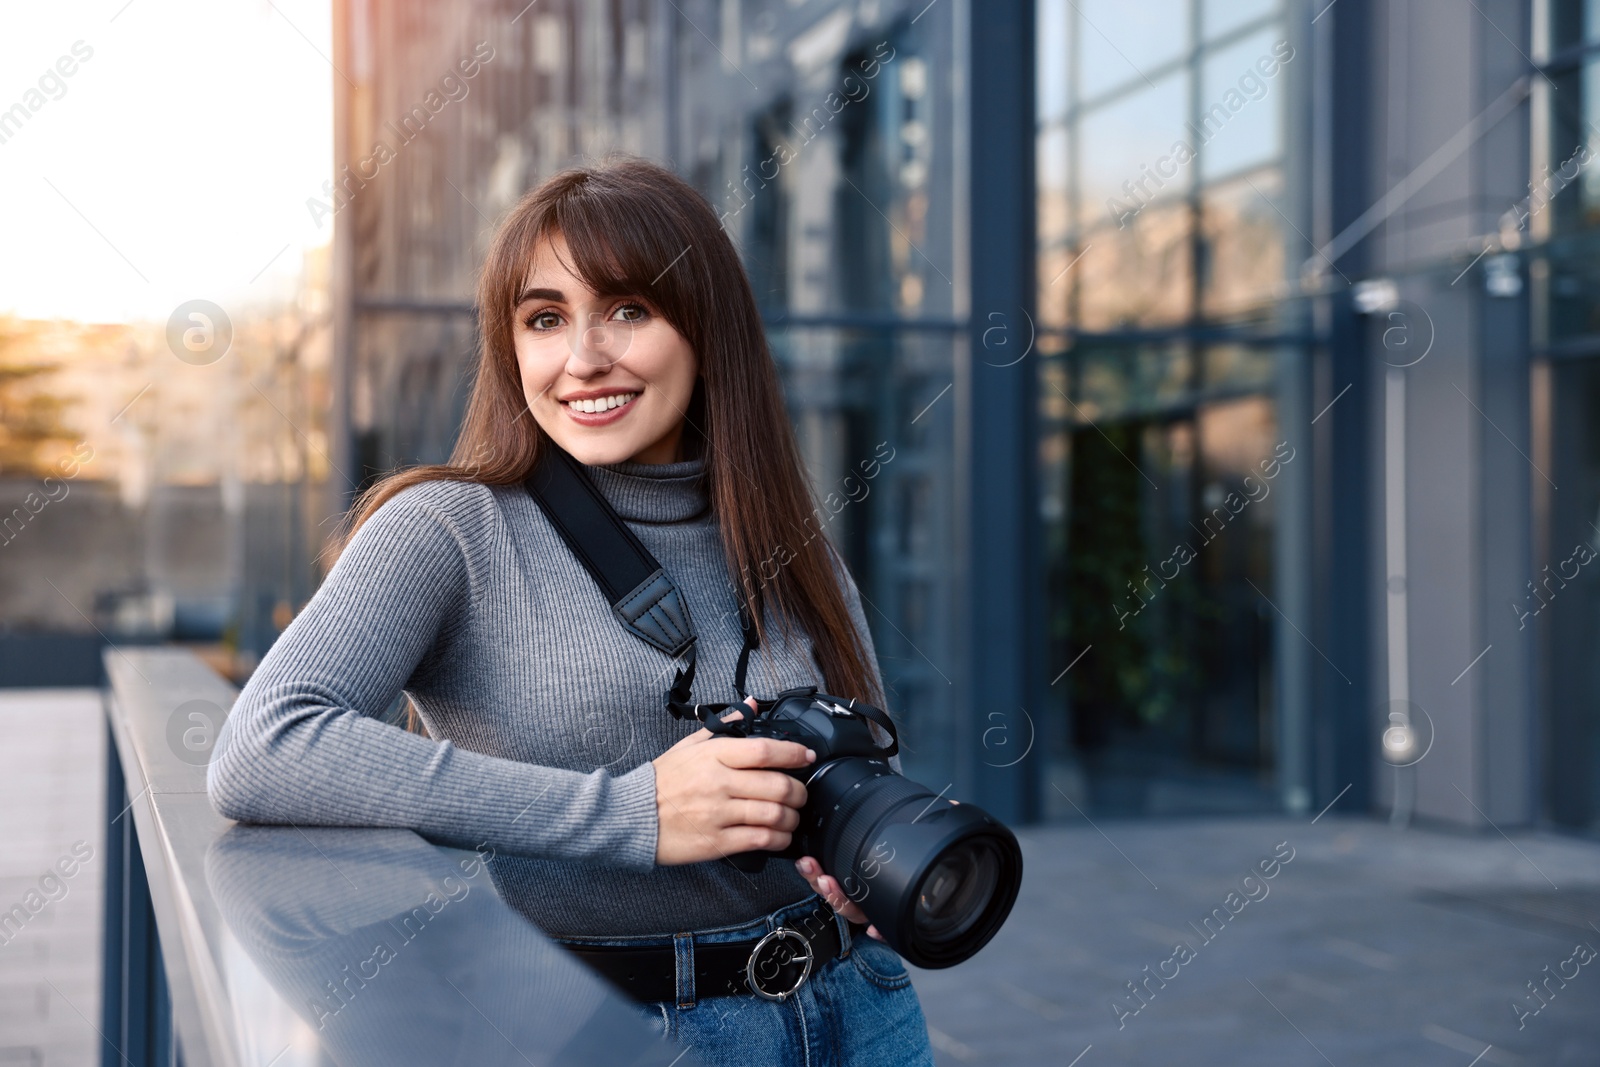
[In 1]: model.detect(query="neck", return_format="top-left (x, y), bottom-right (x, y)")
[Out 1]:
top-left (583, 453), bottom-right (710, 523)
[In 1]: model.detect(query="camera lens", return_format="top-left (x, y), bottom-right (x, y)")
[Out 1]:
top-left (805, 759), bottom-right (1022, 969)
top-left (912, 839), bottom-right (1000, 943)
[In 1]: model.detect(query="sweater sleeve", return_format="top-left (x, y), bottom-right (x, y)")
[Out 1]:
top-left (206, 483), bottom-right (660, 872)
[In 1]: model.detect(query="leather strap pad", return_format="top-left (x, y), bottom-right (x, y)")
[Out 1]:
top-left (525, 445), bottom-right (696, 658)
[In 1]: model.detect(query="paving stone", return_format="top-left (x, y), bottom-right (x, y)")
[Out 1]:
top-left (0, 691), bottom-right (104, 1067)
top-left (909, 815), bottom-right (1600, 1066)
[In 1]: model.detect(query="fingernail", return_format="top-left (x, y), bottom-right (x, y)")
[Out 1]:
top-left (806, 749), bottom-right (817, 762)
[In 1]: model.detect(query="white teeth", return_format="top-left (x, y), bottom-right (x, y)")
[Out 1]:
top-left (567, 392), bottom-right (638, 414)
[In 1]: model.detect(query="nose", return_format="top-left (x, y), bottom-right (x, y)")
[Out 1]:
top-left (567, 310), bottom-right (622, 374)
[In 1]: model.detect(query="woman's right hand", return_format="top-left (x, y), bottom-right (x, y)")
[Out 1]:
top-left (651, 704), bottom-right (815, 866)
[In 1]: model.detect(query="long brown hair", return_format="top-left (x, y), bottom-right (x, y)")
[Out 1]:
top-left (334, 156), bottom-right (884, 711)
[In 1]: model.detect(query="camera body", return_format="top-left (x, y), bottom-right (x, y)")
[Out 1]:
top-left (710, 685), bottom-right (902, 872)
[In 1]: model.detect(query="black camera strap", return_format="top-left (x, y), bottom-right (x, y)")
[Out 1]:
top-left (523, 444), bottom-right (900, 756)
top-left (523, 444), bottom-right (759, 722)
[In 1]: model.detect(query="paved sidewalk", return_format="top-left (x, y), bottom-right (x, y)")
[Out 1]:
top-left (910, 814), bottom-right (1600, 1066)
top-left (0, 689), bottom-right (105, 1067)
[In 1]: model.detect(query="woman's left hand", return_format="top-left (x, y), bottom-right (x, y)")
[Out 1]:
top-left (794, 855), bottom-right (885, 941)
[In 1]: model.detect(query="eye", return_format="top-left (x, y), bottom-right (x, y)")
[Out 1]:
top-left (612, 302), bottom-right (649, 324)
top-left (524, 309), bottom-right (563, 331)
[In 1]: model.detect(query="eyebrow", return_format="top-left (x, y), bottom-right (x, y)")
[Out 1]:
top-left (514, 286), bottom-right (566, 306)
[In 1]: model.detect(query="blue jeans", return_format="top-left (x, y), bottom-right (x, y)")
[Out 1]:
top-left (553, 892), bottom-right (936, 1067)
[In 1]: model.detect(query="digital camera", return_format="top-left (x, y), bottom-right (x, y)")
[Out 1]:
top-left (708, 685), bottom-right (1023, 969)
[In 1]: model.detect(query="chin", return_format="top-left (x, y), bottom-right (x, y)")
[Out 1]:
top-left (533, 394), bottom-right (686, 465)
top-left (548, 434), bottom-right (644, 466)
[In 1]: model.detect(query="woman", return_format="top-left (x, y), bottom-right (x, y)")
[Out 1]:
top-left (207, 157), bottom-right (936, 1066)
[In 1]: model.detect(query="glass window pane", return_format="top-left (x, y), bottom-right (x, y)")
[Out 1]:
top-left (1542, 357), bottom-right (1600, 829)
top-left (1079, 72), bottom-right (1191, 225)
top-left (1200, 168), bottom-right (1286, 321)
top-left (1197, 28), bottom-right (1289, 182)
top-left (1038, 124), bottom-right (1072, 328)
top-left (1201, 345), bottom-right (1278, 393)
top-left (1073, 344), bottom-right (1194, 421)
top-left (1542, 241), bottom-right (1600, 342)
top-left (1077, 0), bottom-right (1189, 99)
top-left (1039, 125), bottom-right (1070, 238)
top-left (1549, 0), bottom-right (1600, 52)
top-left (1076, 203), bottom-right (1193, 330)
top-left (1202, 0), bottom-right (1278, 42)
top-left (1544, 57), bottom-right (1600, 238)
top-left (1040, 243), bottom-right (1082, 328)
top-left (1038, 0), bottom-right (1071, 123)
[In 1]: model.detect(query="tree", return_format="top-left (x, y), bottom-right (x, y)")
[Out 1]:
top-left (0, 318), bottom-right (75, 476)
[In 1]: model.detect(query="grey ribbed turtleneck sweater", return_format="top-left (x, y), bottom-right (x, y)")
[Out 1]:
top-left (207, 456), bottom-right (898, 937)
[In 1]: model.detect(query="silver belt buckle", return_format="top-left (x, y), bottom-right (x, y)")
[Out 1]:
top-left (745, 927), bottom-right (815, 1001)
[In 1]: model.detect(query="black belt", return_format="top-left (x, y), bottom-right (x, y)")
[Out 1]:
top-left (560, 902), bottom-right (848, 1005)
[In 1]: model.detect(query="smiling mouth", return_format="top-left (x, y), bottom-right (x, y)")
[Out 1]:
top-left (560, 391), bottom-right (639, 414)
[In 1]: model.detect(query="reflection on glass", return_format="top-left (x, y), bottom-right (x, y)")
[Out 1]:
top-left (1046, 384), bottom-right (1280, 816)
top-left (1198, 29), bottom-right (1288, 182)
top-left (1200, 168), bottom-right (1286, 321)
top-left (1541, 239), bottom-right (1600, 341)
top-left (1079, 74), bottom-right (1191, 227)
top-left (1543, 58), bottom-right (1600, 238)
top-left (1038, 123), bottom-right (1073, 328)
top-left (766, 325), bottom-right (958, 794)
top-left (1077, 0), bottom-right (1189, 99)
top-left (1038, 125), bottom-right (1070, 239)
top-left (1548, 0), bottom-right (1600, 53)
top-left (1033, 0), bottom-right (1294, 825)
top-left (1038, 0), bottom-right (1071, 123)
top-left (207, 827), bottom-right (676, 1067)
top-left (1074, 344), bottom-right (1194, 422)
top-left (1542, 357), bottom-right (1600, 832)
top-left (1076, 202), bottom-right (1193, 330)
top-left (1201, 0), bottom-right (1279, 42)
top-left (1039, 241), bottom-right (1080, 329)
top-left (1038, 350), bottom-right (1072, 525)
top-left (1201, 345), bottom-right (1278, 394)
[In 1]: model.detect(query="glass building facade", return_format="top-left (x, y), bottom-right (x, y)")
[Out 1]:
top-left (307, 0), bottom-right (1594, 835)
top-left (684, 5), bottom-right (969, 797)
top-left (1535, 0), bottom-right (1600, 834)
top-left (1034, 0), bottom-right (1302, 816)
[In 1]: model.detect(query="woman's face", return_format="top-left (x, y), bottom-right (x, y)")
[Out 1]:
top-left (513, 233), bottom-right (698, 466)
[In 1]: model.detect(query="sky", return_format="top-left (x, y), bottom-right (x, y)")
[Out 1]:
top-left (0, 0), bottom-right (333, 324)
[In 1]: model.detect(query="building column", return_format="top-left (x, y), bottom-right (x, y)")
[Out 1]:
top-left (956, 0), bottom-right (1040, 823)
top-left (1365, 0), bottom-right (1535, 828)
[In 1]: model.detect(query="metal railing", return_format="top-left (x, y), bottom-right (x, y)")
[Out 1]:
top-left (100, 647), bottom-right (697, 1067)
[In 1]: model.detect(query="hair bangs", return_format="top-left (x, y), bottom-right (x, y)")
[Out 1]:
top-left (544, 187), bottom-right (704, 345)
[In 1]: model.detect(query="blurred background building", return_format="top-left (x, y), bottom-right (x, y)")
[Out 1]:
top-left (6, 0), bottom-right (1599, 841)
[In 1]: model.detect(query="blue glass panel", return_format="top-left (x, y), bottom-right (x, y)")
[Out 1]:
top-left (1078, 72), bottom-right (1191, 225)
top-left (1038, 0), bottom-right (1071, 122)
top-left (1197, 28), bottom-right (1289, 182)
top-left (1077, 0), bottom-right (1189, 99)
top-left (1201, 0), bottom-right (1278, 42)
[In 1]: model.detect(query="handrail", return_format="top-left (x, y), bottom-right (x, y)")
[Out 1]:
top-left (101, 647), bottom-right (697, 1067)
